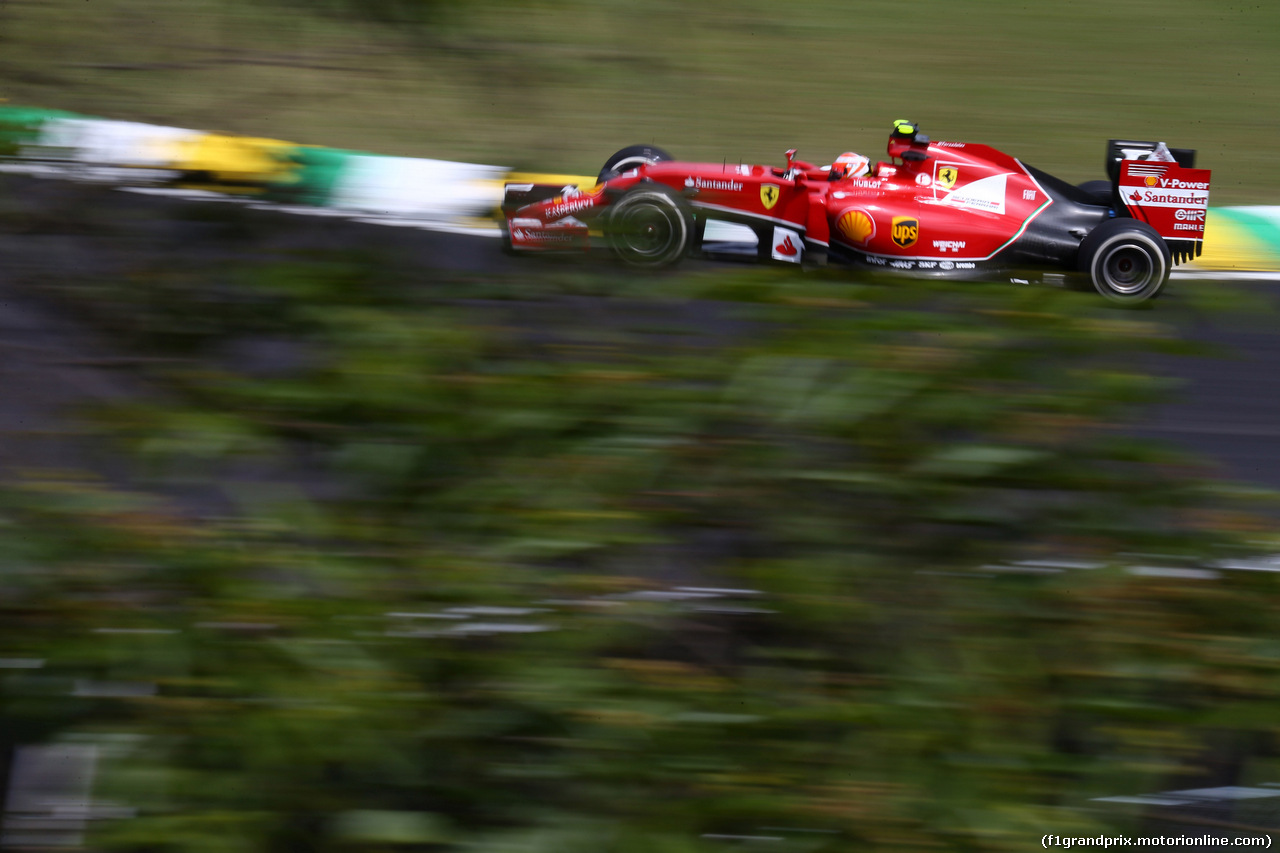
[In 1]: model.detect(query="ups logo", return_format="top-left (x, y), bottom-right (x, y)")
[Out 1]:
top-left (891, 216), bottom-right (919, 248)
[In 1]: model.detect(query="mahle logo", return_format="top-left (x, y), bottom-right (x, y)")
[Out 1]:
top-left (891, 216), bottom-right (919, 248)
top-left (836, 209), bottom-right (874, 244)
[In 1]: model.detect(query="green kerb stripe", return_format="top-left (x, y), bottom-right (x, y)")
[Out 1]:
top-left (1215, 207), bottom-right (1280, 248)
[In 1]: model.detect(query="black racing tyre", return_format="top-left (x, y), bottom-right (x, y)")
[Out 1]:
top-left (597, 145), bottom-right (673, 183)
top-left (604, 188), bottom-right (690, 268)
top-left (1076, 218), bottom-right (1171, 304)
top-left (1076, 179), bottom-right (1113, 206)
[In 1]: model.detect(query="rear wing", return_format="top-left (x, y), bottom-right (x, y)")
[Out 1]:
top-left (1108, 139), bottom-right (1209, 264)
top-left (1106, 139), bottom-right (1196, 180)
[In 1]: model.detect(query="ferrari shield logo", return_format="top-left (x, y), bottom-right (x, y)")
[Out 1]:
top-left (760, 184), bottom-right (781, 210)
top-left (891, 216), bottom-right (919, 248)
top-left (936, 165), bottom-right (959, 191)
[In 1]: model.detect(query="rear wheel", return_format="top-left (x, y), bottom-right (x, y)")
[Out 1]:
top-left (597, 145), bottom-right (673, 183)
top-left (1076, 179), bottom-right (1113, 206)
top-left (604, 189), bottom-right (689, 268)
top-left (1076, 219), bottom-right (1171, 304)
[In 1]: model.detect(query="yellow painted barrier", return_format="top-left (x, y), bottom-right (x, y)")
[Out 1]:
top-left (164, 133), bottom-right (300, 187)
top-left (1193, 210), bottom-right (1280, 271)
top-left (503, 172), bottom-right (598, 189)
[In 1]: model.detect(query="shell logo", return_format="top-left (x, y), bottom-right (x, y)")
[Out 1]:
top-left (1144, 175), bottom-right (1159, 187)
top-left (836, 209), bottom-right (875, 244)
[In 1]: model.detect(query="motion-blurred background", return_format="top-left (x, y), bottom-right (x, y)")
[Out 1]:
top-left (4, 0), bottom-right (1279, 201)
top-left (3, 2), bottom-right (1280, 851)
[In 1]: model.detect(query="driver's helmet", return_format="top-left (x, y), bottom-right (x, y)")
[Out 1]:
top-left (831, 151), bottom-right (871, 178)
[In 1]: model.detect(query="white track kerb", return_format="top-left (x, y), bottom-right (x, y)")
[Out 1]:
top-left (1, 106), bottom-right (1277, 270)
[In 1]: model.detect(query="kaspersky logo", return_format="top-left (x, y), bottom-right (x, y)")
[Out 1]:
top-left (836, 209), bottom-right (874, 244)
top-left (891, 216), bottom-right (919, 248)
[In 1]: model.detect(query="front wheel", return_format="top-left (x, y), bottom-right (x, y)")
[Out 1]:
top-left (1076, 219), bottom-right (1171, 304)
top-left (604, 189), bottom-right (689, 268)
top-left (597, 145), bottom-right (673, 184)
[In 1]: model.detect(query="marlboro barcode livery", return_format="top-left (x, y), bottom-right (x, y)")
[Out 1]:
top-left (502, 122), bottom-right (1211, 304)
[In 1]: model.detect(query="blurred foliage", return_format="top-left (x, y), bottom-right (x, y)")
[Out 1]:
top-left (3, 243), bottom-right (1280, 851)
top-left (276, 0), bottom-right (457, 27)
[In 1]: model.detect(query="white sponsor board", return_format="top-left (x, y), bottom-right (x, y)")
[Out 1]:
top-left (331, 155), bottom-right (506, 221)
top-left (36, 118), bottom-right (201, 167)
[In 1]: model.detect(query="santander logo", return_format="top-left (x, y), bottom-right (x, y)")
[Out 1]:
top-left (775, 235), bottom-right (798, 256)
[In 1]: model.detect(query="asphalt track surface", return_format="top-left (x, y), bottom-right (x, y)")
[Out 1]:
top-left (2, 172), bottom-right (1280, 496)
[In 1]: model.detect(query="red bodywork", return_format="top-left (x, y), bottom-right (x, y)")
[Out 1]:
top-left (504, 128), bottom-right (1209, 274)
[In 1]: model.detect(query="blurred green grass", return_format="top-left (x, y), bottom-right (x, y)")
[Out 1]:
top-left (1, 0), bottom-right (1277, 201)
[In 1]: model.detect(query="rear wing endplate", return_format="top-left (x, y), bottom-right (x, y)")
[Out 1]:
top-left (1108, 140), bottom-right (1209, 265)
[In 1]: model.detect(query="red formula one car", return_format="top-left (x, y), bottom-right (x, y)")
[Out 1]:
top-left (501, 120), bottom-right (1211, 303)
